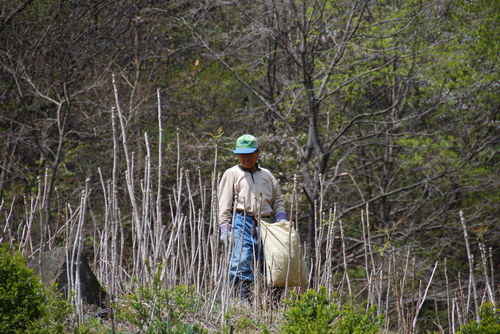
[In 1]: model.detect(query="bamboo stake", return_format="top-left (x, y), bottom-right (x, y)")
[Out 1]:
top-left (459, 211), bottom-right (480, 322)
top-left (457, 273), bottom-right (465, 327)
top-left (445, 258), bottom-right (452, 334)
top-left (339, 220), bottom-right (352, 296)
top-left (112, 77), bottom-right (141, 278)
top-left (412, 261), bottom-right (438, 333)
top-left (156, 87), bottom-right (163, 234)
top-left (479, 242), bottom-right (494, 306)
top-left (361, 209), bottom-right (372, 308)
top-left (489, 247), bottom-right (495, 308)
top-left (325, 207), bottom-right (335, 298)
top-left (384, 253), bottom-right (392, 328)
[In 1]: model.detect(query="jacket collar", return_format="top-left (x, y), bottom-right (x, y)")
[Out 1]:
top-left (238, 162), bottom-right (261, 173)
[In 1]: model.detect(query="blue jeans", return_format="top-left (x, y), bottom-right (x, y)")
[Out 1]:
top-left (229, 212), bottom-right (264, 283)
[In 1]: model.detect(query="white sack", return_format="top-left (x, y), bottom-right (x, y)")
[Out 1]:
top-left (260, 220), bottom-right (309, 287)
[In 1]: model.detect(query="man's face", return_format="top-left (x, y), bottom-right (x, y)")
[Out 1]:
top-left (237, 150), bottom-right (259, 170)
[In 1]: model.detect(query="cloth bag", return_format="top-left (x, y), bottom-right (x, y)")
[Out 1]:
top-left (259, 220), bottom-right (309, 287)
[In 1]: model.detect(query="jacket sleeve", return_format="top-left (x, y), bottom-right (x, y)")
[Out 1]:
top-left (271, 174), bottom-right (286, 215)
top-left (218, 169), bottom-right (234, 225)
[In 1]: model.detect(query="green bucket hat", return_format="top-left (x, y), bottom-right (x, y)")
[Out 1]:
top-left (233, 134), bottom-right (258, 154)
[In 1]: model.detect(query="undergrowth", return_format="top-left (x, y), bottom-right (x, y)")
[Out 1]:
top-left (457, 303), bottom-right (500, 334)
top-left (1, 249), bottom-right (497, 334)
top-left (280, 287), bottom-right (382, 334)
top-left (0, 244), bottom-right (71, 334)
top-left (117, 270), bottom-right (205, 333)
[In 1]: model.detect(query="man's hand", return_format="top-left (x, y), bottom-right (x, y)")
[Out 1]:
top-left (219, 223), bottom-right (232, 246)
top-left (275, 212), bottom-right (288, 223)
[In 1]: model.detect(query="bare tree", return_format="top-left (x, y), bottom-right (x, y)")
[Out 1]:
top-left (185, 0), bottom-right (499, 280)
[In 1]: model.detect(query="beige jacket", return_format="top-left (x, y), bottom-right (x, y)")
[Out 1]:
top-left (218, 164), bottom-right (286, 225)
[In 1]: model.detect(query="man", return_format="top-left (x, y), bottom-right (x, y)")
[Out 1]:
top-left (218, 134), bottom-right (288, 303)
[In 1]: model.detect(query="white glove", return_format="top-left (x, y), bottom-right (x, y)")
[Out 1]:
top-left (275, 212), bottom-right (288, 223)
top-left (219, 223), bottom-right (232, 246)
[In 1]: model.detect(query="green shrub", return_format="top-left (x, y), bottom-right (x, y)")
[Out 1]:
top-left (280, 287), bottom-right (382, 334)
top-left (281, 287), bottom-right (340, 333)
top-left (330, 302), bottom-right (382, 334)
top-left (0, 244), bottom-right (70, 334)
top-left (457, 303), bottom-right (500, 334)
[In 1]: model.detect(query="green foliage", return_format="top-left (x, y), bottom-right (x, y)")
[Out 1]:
top-left (280, 287), bottom-right (382, 334)
top-left (0, 244), bottom-right (70, 334)
top-left (117, 279), bottom-right (206, 334)
top-left (457, 303), bottom-right (500, 334)
top-left (331, 302), bottom-right (382, 334)
top-left (281, 287), bottom-right (339, 333)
